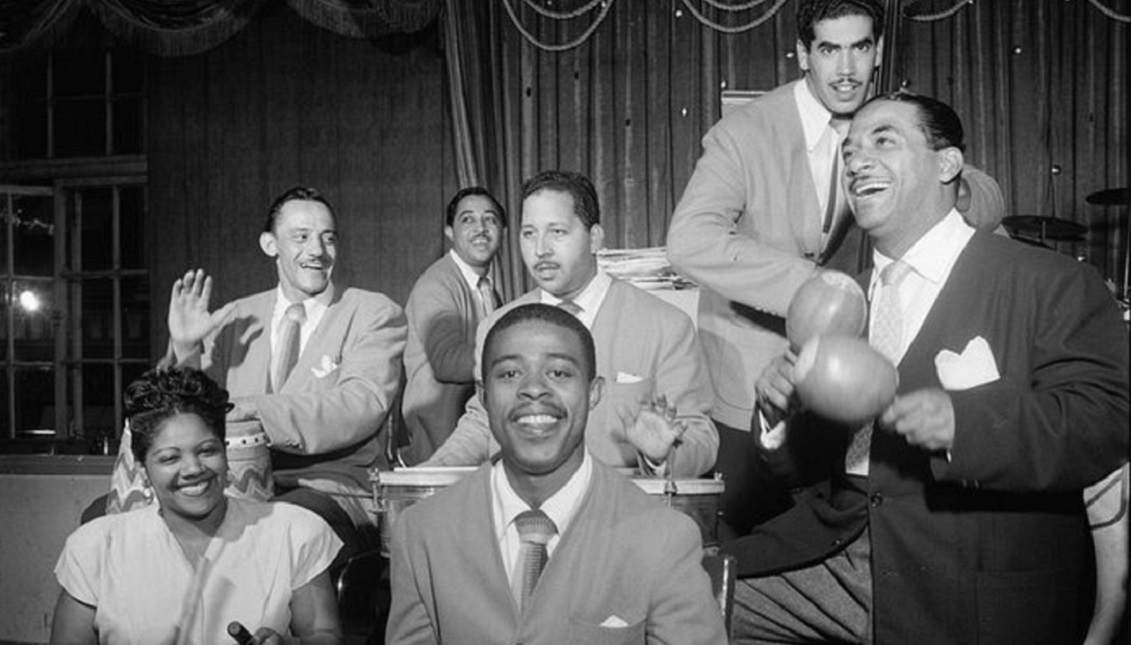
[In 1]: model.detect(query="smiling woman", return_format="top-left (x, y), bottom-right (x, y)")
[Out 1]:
top-left (48, 368), bottom-right (345, 645)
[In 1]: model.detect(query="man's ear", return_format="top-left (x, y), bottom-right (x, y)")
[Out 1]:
top-left (259, 231), bottom-right (278, 258)
top-left (874, 36), bottom-right (884, 70)
top-left (589, 375), bottom-right (605, 410)
top-left (796, 39), bottom-right (810, 72)
top-left (588, 223), bottom-right (605, 254)
top-left (444, 226), bottom-right (454, 244)
top-left (938, 147), bottom-right (964, 184)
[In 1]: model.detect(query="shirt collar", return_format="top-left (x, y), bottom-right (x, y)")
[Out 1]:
top-left (538, 268), bottom-right (612, 325)
top-left (273, 282), bottom-right (333, 322)
top-left (794, 79), bottom-right (835, 152)
top-left (871, 209), bottom-right (974, 292)
top-left (449, 248), bottom-right (487, 292)
top-left (492, 450), bottom-right (593, 542)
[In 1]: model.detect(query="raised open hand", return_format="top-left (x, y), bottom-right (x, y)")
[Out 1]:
top-left (168, 269), bottom-right (235, 357)
top-left (617, 394), bottom-right (685, 465)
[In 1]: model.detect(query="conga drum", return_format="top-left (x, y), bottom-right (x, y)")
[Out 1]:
top-left (371, 467), bottom-right (476, 556)
top-left (632, 477), bottom-right (725, 547)
top-left (225, 419), bottom-right (273, 501)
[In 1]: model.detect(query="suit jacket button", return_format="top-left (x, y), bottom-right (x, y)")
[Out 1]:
top-left (869, 492), bottom-right (883, 507)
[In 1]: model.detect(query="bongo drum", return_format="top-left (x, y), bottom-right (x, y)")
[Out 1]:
top-left (225, 419), bottom-right (273, 501)
top-left (631, 477), bottom-right (724, 547)
top-left (371, 467), bottom-right (477, 556)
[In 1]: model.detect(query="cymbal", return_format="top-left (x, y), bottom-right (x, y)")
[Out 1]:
top-left (1003, 215), bottom-right (1086, 240)
top-left (1085, 188), bottom-right (1129, 206)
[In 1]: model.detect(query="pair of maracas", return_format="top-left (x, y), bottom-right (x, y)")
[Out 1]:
top-left (784, 271), bottom-right (898, 426)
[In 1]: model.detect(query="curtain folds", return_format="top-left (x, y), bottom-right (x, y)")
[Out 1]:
top-left (445, 0), bottom-right (1128, 298)
top-left (0, 0), bottom-right (442, 56)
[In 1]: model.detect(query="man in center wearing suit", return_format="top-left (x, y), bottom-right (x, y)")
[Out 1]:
top-left (167, 186), bottom-right (407, 559)
top-left (400, 187), bottom-right (506, 464)
top-left (386, 303), bottom-right (728, 644)
top-left (425, 170), bottom-right (718, 478)
top-left (722, 93), bottom-right (1128, 643)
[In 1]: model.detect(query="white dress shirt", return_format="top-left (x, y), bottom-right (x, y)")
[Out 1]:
top-left (538, 268), bottom-right (613, 330)
top-left (491, 451), bottom-right (594, 584)
top-left (268, 283), bottom-right (332, 379)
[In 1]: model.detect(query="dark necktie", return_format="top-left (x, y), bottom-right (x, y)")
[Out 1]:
top-left (513, 508), bottom-right (557, 611)
top-left (274, 302), bottom-right (306, 391)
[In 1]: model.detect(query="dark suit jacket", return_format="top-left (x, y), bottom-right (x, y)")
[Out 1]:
top-left (723, 232), bottom-right (1129, 644)
top-left (386, 459), bottom-right (728, 645)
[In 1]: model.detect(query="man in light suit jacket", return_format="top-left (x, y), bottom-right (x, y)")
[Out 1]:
top-left (400, 187), bottom-right (505, 464)
top-left (722, 94), bottom-right (1128, 644)
top-left (167, 186), bottom-right (407, 557)
top-left (666, 0), bottom-right (1005, 534)
top-left (426, 170), bottom-right (718, 478)
top-left (387, 303), bottom-right (727, 644)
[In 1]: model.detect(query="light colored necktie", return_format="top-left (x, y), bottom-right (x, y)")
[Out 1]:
top-left (845, 260), bottom-right (911, 476)
top-left (557, 299), bottom-right (582, 317)
top-left (822, 118), bottom-right (850, 236)
top-left (273, 302), bottom-right (306, 391)
top-left (477, 275), bottom-right (498, 318)
top-left (512, 508), bottom-right (557, 611)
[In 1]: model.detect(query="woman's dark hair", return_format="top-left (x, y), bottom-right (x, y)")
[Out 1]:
top-left (124, 367), bottom-right (232, 463)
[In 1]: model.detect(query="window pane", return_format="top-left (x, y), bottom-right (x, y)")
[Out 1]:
top-left (14, 366), bottom-right (53, 434)
top-left (79, 278), bottom-right (114, 359)
top-left (0, 370), bottom-right (8, 439)
top-left (13, 278), bottom-right (55, 362)
top-left (15, 52), bottom-right (48, 99)
top-left (53, 50), bottom-right (104, 98)
top-left (54, 98), bottom-right (106, 157)
top-left (120, 186), bottom-right (145, 268)
top-left (79, 188), bottom-right (113, 270)
top-left (121, 276), bottom-right (150, 359)
top-left (0, 195), bottom-right (7, 271)
top-left (79, 363), bottom-right (116, 440)
top-left (12, 193), bottom-right (54, 276)
top-left (15, 101), bottom-right (48, 159)
top-left (0, 282), bottom-right (8, 361)
top-left (111, 98), bottom-right (143, 155)
top-left (111, 51), bottom-right (144, 94)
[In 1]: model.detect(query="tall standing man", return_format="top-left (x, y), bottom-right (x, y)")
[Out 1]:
top-left (387, 303), bottom-right (728, 645)
top-left (400, 187), bottom-right (505, 464)
top-left (724, 93), bottom-right (1128, 644)
top-left (667, 0), bottom-right (1006, 534)
top-left (167, 186), bottom-right (407, 559)
top-left (427, 170), bottom-right (718, 478)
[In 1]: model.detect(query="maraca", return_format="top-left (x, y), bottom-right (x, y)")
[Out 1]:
top-left (786, 270), bottom-right (867, 351)
top-left (794, 335), bottom-right (898, 426)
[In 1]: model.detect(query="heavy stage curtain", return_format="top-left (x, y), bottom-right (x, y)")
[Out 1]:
top-left (446, 0), bottom-right (1128, 300)
top-left (0, 0), bottom-right (442, 56)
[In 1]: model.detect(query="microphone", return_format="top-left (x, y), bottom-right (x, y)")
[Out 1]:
top-left (227, 621), bottom-right (253, 645)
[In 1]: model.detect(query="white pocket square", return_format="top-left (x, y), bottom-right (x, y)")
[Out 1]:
top-left (616, 371), bottom-right (644, 384)
top-left (934, 336), bottom-right (1000, 391)
top-left (599, 615), bottom-right (629, 628)
top-left (311, 355), bottom-right (340, 379)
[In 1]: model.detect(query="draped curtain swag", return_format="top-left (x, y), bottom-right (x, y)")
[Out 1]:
top-left (0, 0), bottom-right (442, 57)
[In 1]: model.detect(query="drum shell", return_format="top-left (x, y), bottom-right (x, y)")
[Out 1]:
top-left (225, 419), bottom-right (273, 501)
top-left (633, 478), bottom-right (723, 547)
